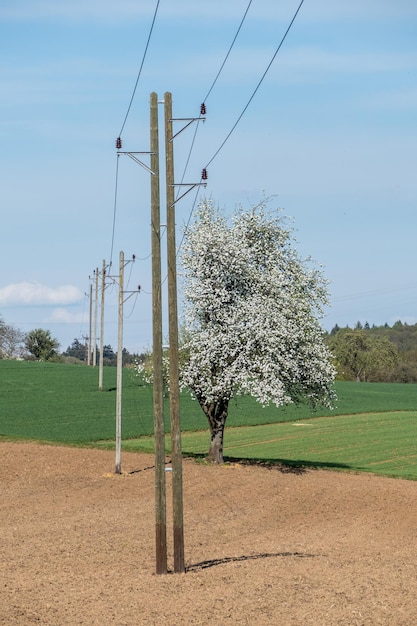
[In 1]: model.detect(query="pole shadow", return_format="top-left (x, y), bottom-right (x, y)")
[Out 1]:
top-left (186, 550), bottom-right (322, 572)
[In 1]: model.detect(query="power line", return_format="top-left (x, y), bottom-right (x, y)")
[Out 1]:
top-left (177, 0), bottom-right (306, 250)
top-left (205, 0), bottom-right (306, 169)
top-left (111, 2), bottom-right (306, 287)
top-left (125, 254), bottom-right (135, 291)
top-left (109, 154), bottom-right (153, 270)
top-left (203, 0), bottom-right (254, 103)
top-left (125, 291), bottom-right (140, 319)
top-left (118, 0), bottom-right (161, 138)
top-left (111, 1), bottom-right (260, 269)
top-left (175, 0), bottom-right (255, 243)
top-left (177, 0), bottom-right (254, 192)
top-left (110, 2), bottom-right (160, 274)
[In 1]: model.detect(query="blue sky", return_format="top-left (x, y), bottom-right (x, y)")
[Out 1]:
top-left (1, 0), bottom-right (416, 354)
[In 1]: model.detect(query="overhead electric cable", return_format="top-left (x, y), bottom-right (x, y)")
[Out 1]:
top-left (203, 0), bottom-right (253, 103)
top-left (118, 0), bottom-right (161, 137)
top-left (125, 256), bottom-right (134, 291)
top-left (177, 0), bottom-right (254, 194)
top-left (125, 291), bottom-right (140, 319)
top-left (111, 2), bottom-right (160, 271)
top-left (205, 0), bottom-right (305, 169)
top-left (177, 0), bottom-right (305, 252)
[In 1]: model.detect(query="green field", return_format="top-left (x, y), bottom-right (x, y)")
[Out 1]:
top-left (120, 411), bottom-right (416, 480)
top-left (1, 360), bottom-right (416, 478)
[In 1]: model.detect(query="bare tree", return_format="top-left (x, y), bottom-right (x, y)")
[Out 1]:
top-left (0, 316), bottom-right (25, 359)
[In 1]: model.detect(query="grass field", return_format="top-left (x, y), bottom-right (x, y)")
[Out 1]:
top-left (1, 360), bottom-right (417, 478)
top-left (117, 411), bottom-right (417, 480)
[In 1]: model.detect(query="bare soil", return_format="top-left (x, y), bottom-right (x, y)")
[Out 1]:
top-left (1, 441), bottom-right (417, 625)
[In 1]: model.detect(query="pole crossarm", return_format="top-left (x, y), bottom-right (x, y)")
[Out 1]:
top-left (106, 277), bottom-right (140, 303)
top-left (169, 116), bottom-right (206, 141)
top-left (117, 151), bottom-right (156, 175)
top-left (106, 257), bottom-right (136, 284)
top-left (122, 289), bottom-right (140, 304)
top-left (170, 182), bottom-right (207, 206)
top-left (90, 263), bottom-right (108, 276)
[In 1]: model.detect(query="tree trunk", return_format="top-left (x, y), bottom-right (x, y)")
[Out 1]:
top-left (200, 399), bottom-right (229, 464)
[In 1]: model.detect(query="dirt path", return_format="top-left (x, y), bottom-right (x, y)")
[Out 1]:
top-left (1, 441), bottom-right (416, 625)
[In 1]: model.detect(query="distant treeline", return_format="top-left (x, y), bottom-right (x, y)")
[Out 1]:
top-left (62, 338), bottom-right (145, 367)
top-left (324, 320), bottom-right (417, 383)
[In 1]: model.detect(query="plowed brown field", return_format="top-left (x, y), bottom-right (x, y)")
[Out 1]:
top-left (1, 441), bottom-right (416, 625)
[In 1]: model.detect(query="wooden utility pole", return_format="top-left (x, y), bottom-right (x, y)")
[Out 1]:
top-left (151, 92), bottom-right (167, 574)
top-left (115, 251), bottom-right (124, 475)
top-left (99, 259), bottom-right (106, 391)
top-left (88, 282), bottom-right (93, 366)
top-left (164, 91), bottom-right (185, 574)
top-left (93, 268), bottom-right (99, 367)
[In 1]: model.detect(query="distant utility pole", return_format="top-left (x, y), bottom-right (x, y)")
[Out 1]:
top-left (115, 251), bottom-right (124, 474)
top-left (81, 335), bottom-right (89, 362)
top-left (93, 267), bottom-right (99, 367)
top-left (99, 259), bottom-right (106, 391)
top-left (88, 282), bottom-right (93, 366)
top-left (106, 251), bottom-right (138, 475)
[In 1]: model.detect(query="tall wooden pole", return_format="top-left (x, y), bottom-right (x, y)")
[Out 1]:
top-left (93, 268), bottom-right (98, 367)
top-left (151, 92), bottom-right (167, 574)
top-left (164, 91), bottom-right (185, 574)
top-left (99, 259), bottom-right (106, 391)
top-left (115, 251), bottom-right (124, 475)
top-left (88, 282), bottom-right (92, 366)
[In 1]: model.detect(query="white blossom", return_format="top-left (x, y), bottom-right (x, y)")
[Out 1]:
top-left (180, 199), bottom-right (336, 414)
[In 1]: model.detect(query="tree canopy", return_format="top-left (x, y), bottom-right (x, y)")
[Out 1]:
top-left (64, 338), bottom-right (86, 361)
top-left (180, 199), bottom-right (336, 463)
top-left (25, 328), bottom-right (60, 361)
top-left (325, 322), bottom-right (416, 382)
top-left (0, 316), bottom-right (25, 359)
top-left (328, 328), bottom-right (399, 382)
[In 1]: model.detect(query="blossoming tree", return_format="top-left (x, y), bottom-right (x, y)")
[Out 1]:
top-left (180, 199), bottom-right (336, 463)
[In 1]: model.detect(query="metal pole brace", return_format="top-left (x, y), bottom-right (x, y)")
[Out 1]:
top-left (169, 117), bottom-right (206, 142)
top-left (122, 287), bottom-right (141, 304)
top-left (170, 182), bottom-right (207, 206)
top-left (117, 151), bottom-right (156, 176)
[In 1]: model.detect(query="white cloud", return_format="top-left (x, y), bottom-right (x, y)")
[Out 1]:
top-left (0, 282), bottom-right (82, 306)
top-left (48, 308), bottom-right (85, 324)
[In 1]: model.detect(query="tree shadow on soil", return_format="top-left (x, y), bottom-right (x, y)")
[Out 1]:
top-left (184, 453), bottom-right (351, 475)
top-left (186, 551), bottom-right (321, 572)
